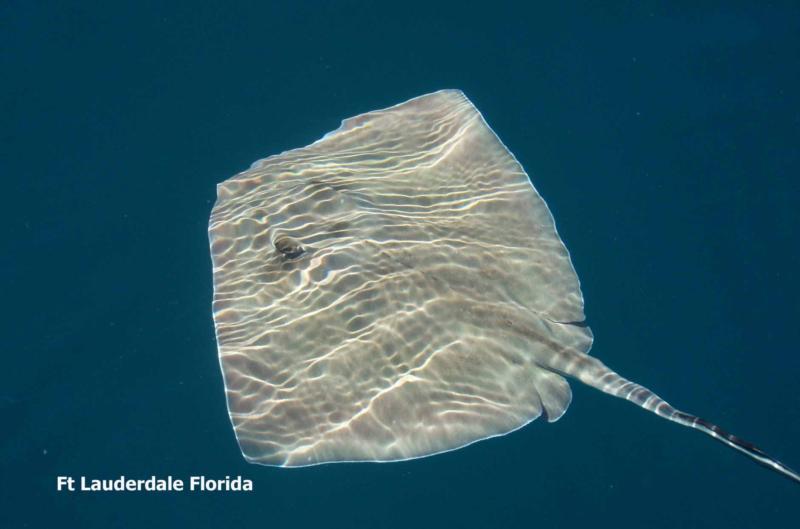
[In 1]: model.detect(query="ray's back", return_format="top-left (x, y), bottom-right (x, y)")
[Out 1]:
top-left (209, 90), bottom-right (593, 466)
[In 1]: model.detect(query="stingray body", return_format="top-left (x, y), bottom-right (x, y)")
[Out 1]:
top-left (209, 90), bottom-right (798, 482)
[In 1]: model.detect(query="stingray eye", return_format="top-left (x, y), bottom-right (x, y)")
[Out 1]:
top-left (274, 236), bottom-right (305, 259)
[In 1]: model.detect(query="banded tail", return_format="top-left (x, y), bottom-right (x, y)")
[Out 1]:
top-left (551, 350), bottom-right (800, 485)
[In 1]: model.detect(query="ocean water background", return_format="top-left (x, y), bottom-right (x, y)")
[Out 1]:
top-left (3, 2), bottom-right (799, 528)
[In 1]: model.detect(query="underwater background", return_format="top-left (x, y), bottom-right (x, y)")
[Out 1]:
top-left (3, 2), bottom-right (799, 527)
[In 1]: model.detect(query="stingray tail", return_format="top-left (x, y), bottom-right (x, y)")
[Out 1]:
top-left (550, 350), bottom-right (800, 485)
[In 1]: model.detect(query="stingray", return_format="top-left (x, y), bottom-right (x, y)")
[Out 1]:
top-left (208, 89), bottom-right (798, 482)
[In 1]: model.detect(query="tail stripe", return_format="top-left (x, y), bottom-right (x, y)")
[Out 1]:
top-left (551, 350), bottom-right (800, 485)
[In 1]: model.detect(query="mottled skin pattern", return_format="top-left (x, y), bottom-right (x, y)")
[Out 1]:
top-left (209, 90), bottom-right (799, 482)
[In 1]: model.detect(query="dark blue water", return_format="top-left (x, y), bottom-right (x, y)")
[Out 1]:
top-left (4, 2), bottom-right (799, 527)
